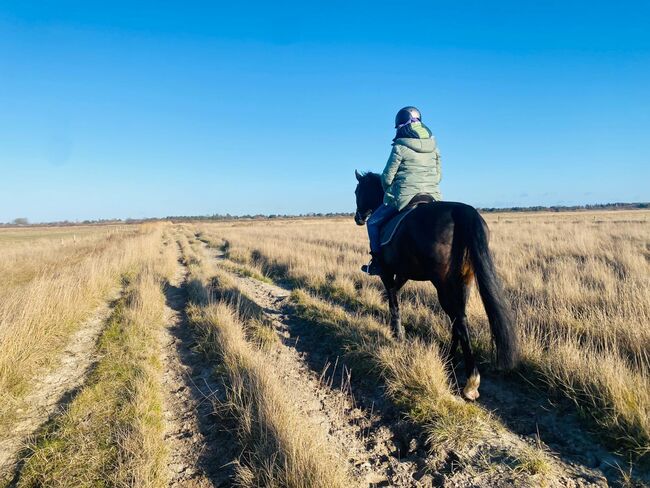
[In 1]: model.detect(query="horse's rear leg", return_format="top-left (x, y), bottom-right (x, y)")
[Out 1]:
top-left (444, 317), bottom-right (460, 365)
top-left (456, 315), bottom-right (480, 400)
top-left (437, 281), bottom-right (480, 400)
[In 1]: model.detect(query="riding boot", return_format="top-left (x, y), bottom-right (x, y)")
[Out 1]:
top-left (361, 251), bottom-right (383, 276)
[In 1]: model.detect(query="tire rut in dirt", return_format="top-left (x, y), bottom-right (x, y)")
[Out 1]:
top-left (161, 264), bottom-right (238, 487)
top-left (211, 261), bottom-right (436, 487)
top-left (0, 290), bottom-right (122, 484)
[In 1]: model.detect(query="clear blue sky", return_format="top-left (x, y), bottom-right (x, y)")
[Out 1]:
top-left (1, 1), bottom-right (649, 222)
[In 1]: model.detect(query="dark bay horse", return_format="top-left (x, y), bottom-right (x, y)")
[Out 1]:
top-left (354, 170), bottom-right (518, 400)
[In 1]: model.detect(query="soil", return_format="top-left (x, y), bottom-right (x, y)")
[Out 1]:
top-left (210, 251), bottom-right (432, 486)
top-left (160, 253), bottom-right (239, 487)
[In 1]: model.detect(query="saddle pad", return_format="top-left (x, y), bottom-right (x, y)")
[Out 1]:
top-left (380, 207), bottom-right (417, 247)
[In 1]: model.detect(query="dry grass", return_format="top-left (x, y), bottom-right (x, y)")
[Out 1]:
top-left (183, 244), bottom-right (352, 488)
top-left (0, 225), bottom-right (137, 295)
top-left (289, 289), bottom-right (490, 453)
top-left (209, 246), bottom-right (557, 483)
top-left (0, 225), bottom-right (171, 430)
top-left (1, 214), bottom-right (646, 484)
top-left (196, 210), bottom-right (650, 457)
top-left (15, 252), bottom-right (172, 487)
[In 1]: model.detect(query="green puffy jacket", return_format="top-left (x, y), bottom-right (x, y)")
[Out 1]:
top-left (381, 137), bottom-right (442, 210)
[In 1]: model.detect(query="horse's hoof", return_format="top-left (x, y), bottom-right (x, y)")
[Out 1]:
top-left (462, 372), bottom-right (481, 401)
top-left (463, 387), bottom-right (480, 401)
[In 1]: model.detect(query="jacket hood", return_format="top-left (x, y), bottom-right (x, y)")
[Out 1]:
top-left (393, 137), bottom-right (436, 153)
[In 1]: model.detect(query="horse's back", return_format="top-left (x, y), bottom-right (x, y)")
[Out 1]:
top-left (407, 200), bottom-right (479, 242)
top-left (384, 201), bottom-right (483, 281)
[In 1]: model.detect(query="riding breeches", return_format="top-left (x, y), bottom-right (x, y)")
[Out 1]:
top-left (366, 204), bottom-right (399, 253)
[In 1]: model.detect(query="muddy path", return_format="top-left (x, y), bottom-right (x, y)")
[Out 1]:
top-left (206, 247), bottom-right (643, 486)
top-left (0, 290), bottom-right (121, 482)
top-left (160, 248), bottom-right (239, 487)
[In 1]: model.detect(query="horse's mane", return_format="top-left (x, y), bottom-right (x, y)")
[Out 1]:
top-left (360, 172), bottom-right (382, 186)
top-left (365, 172), bottom-right (381, 183)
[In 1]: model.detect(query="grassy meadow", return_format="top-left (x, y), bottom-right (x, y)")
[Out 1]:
top-left (1, 211), bottom-right (648, 486)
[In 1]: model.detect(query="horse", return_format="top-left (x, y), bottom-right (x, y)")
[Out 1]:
top-left (354, 170), bottom-right (518, 400)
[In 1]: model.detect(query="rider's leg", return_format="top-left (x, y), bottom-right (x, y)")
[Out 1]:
top-left (363, 204), bottom-right (398, 275)
top-left (367, 204), bottom-right (397, 252)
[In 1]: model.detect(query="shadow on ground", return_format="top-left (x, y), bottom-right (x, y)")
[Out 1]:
top-left (163, 279), bottom-right (239, 487)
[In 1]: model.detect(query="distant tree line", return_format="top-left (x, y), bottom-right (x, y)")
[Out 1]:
top-left (2, 203), bottom-right (648, 227)
top-left (161, 212), bottom-right (354, 223)
top-left (478, 202), bottom-right (650, 213)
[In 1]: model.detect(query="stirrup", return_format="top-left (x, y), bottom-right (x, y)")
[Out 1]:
top-left (361, 259), bottom-right (382, 276)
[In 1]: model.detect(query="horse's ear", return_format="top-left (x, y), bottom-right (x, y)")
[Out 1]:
top-left (355, 169), bottom-right (363, 181)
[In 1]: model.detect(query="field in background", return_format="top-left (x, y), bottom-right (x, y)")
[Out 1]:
top-left (0, 211), bottom-right (648, 487)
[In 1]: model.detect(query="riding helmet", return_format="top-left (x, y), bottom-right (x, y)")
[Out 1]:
top-left (394, 106), bottom-right (422, 128)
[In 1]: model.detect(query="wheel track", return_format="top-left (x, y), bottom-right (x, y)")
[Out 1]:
top-left (160, 244), bottom-right (238, 487)
top-left (0, 288), bottom-right (122, 483)
top-left (205, 246), bottom-right (454, 487)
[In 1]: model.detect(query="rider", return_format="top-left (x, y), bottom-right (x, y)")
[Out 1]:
top-left (362, 106), bottom-right (442, 275)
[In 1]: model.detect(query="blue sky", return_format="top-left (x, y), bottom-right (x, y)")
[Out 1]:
top-left (1, 1), bottom-right (649, 222)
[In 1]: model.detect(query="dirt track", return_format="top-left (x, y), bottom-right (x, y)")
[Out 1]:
top-left (160, 257), bottom-right (238, 487)
top-left (209, 246), bottom-right (437, 486)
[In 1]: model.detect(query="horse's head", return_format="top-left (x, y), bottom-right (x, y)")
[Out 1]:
top-left (354, 170), bottom-right (384, 225)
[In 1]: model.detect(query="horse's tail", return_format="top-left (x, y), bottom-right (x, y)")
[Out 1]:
top-left (462, 207), bottom-right (519, 370)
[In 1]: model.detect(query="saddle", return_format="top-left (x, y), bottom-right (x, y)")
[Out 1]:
top-left (380, 194), bottom-right (435, 247)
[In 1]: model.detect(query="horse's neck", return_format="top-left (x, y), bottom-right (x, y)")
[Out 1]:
top-left (373, 190), bottom-right (384, 208)
top-left (370, 181), bottom-right (384, 208)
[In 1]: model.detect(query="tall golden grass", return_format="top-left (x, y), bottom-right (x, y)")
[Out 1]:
top-left (14, 231), bottom-right (176, 488)
top-left (196, 210), bottom-right (650, 456)
top-left (0, 224), bottom-right (165, 429)
top-left (182, 235), bottom-right (353, 488)
top-left (0, 225), bottom-right (136, 295)
top-left (1, 215), bottom-right (646, 484)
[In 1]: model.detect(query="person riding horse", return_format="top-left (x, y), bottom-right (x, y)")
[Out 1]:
top-left (362, 106), bottom-right (442, 275)
top-left (354, 107), bottom-right (518, 400)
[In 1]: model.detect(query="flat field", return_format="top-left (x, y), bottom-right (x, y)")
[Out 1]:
top-left (1, 212), bottom-right (648, 487)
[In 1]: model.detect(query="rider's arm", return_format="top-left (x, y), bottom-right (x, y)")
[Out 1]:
top-left (433, 147), bottom-right (442, 184)
top-left (381, 145), bottom-right (402, 190)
